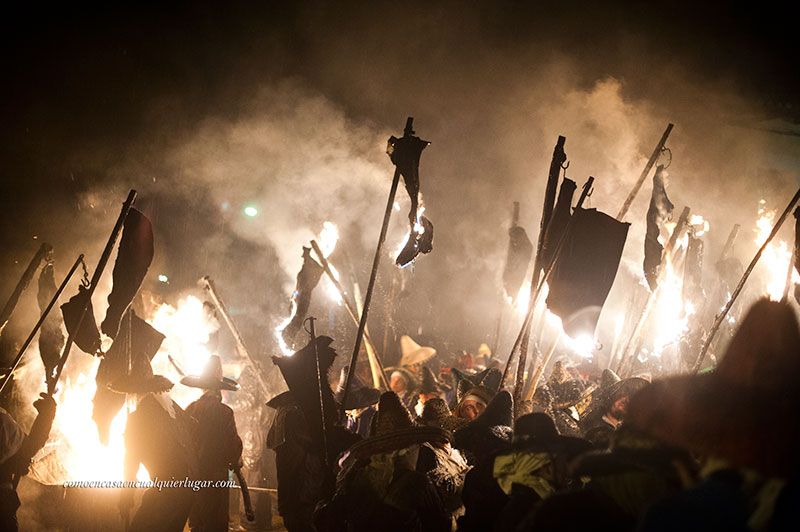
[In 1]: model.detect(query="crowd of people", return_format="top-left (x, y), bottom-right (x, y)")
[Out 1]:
top-left (270, 298), bottom-right (800, 531)
top-left (1, 297), bottom-right (799, 531)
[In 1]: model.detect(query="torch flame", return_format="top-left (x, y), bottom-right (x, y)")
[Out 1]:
top-left (754, 202), bottom-right (798, 301)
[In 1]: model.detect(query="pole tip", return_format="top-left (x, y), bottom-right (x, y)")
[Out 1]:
top-left (404, 117), bottom-right (414, 136)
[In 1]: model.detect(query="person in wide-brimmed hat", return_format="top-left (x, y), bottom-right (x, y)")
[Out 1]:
top-left (384, 365), bottom-right (419, 410)
top-left (454, 391), bottom-right (514, 532)
top-left (334, 366), bottom-right (380, 438)
top-left (628, 298), bottom-right (800, 477)
top-left (319, 392), bottom-right (454, 531)
top-left (419, 397), bottom-right (469, 434)
top-left (582, 371), bottom-right (649, 448)
top-left (399, 335), bottom-right (437, 367)
top-left (412, 365), bottom-right (450, 416)
top-left (270, 336), bottom-right (359, 532)
top-left (180, 356), bottom-right (243, 531)
top-left (118, 373), bottom-right (197, 532)
top-left (450, 367), bottom-right (501, 421)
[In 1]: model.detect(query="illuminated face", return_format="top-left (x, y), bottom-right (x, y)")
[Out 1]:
top-left (390, 372), bottom-right (408, 393)
top-left (610, 395), bottom-right (629, 420)
top-left (458, 399), bottom-right (486, 420)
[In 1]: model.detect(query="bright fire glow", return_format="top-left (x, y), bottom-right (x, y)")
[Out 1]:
top-left (754, 201), bottom-right (799, 301)
top-left (275, 221), bottom-right (340, 355)
top-left (392, 199), bottom-right (426, 265)
top-left (30, 295), bottom-right (221, 484)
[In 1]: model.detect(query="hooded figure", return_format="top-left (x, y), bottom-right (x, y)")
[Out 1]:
top-left (0, 394), bottom-right (56, 532)
top-left (334, 366), bottom-right (380, 438)
top-left (181, 355), bottom-right (243, 531)
top-left (413, 366), bottom-right (449, 416)
top-left (269, 337), bottom-right (359, 531)
top-left (320, 392), bottom-right (453, 532)
top-left (118, 372), bottom-right (198, 532)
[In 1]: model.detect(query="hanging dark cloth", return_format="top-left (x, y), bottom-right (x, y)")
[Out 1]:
top-left (540, 178), bottom-right (578, 272)
top-left (101, 209), bottom-right (154, 339)
top-left (643, 165), bottom-right (674, 291)
top-left (280, 246), bottom-right (324, 350)
top-left (503, 225), bottom-right (533, 300)
top-left (93, 311), bottom-right (165, 443)
top-left (60, 285), bottom-right (102, 356)
top-left (37, 262), bottom-right (65, 377)
top-left (546, 208), bottom-right (630, 337)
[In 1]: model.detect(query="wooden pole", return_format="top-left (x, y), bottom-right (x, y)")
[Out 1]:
top-left (616, 123), bottom-right (674, 221)
top-left (0, 243), bottom-right (53, 336)
top-left (0, 254), bottom-right (84, 395)
top-left (49, 190), bottom-right (137, 394)
top-left (615, 206), bottom-right (691, 376)
top-left (510, 137), bottom-right (565, 407)
top-left (199, 276), bottom-right (270, 396)
top-left (309, 240), bottom-right (389, 390)
top-left (340, 117), bottom-right (414, 419)
top-left (692, 187), bottom-right (800, 373)
top-left (524, 328), bottom-right (562, 401)
top-left (501, 176), bottom-right (594, 388)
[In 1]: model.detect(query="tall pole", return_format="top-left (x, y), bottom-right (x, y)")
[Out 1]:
top-left (616, 123), bottom-right (674, 221)
top-left (49, 190), bottom-right (137, 394)
top-left (309, 240), bottom-right (389, 389)
top-left (0, 254), bottom-right (84, 395)
top-left (0, 243), bottom-right (53, 336)
top-left (513, 137), bottom-right (565, 409)
top-left (199, 276), bottom-right (270, 396)
top-left (501, 176), bottom-right (594, 389)
top-left (692, 187), bottom-right (800, 373)
top-left (340, 117), bottom-right (413, 419)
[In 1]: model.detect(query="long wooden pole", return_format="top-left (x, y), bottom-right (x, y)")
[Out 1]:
top-left (616, 123), bottom-right (674, 221)
top-left (0, 254), bottom-right (84, 395)
top-left (510, 137), bottom-right (565, 406)
top-left (49, 190), bottom-right (137, 394)
top-left (692, 187), bottom-right (800, 373)
top-left (199, 276), bottom-right (270, 396)
top-left (0, 243), bottom-right (53, 336)
top-left (309, 240), bottom-right (389, 390)
top-left (340, 117), bottom-right (413, 419)
top-left (615, 206), bottom-right (691, 376)
top-left (501, 176), bottom-right (594, 388)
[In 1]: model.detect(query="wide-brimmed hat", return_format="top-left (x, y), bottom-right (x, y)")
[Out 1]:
top-left (627, 299), bottom-right (800, 476)
top-left (512, 412), bottom-right (593, 456)
top-left (265, 390), bottom-right (294, 410)
top-left (180, 355), bottom-right (239, 391)
top-left (347, 392), bottom-right (450, 459)
top-left (572, 425), bottom-right (693, 478)
top-left (419, 397), bottom-right (468, 433)
top-left (107, 372), bottom-right (174, 394)
top-left (399, 335), bottom-right (437, 367)
top-left (453, 390), bottom-right (514, 459)
top-left (334, 366), bottom-right (381, 410)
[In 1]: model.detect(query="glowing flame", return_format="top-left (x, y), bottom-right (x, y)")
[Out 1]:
top-left (30, 295), bottom-right (221, 484)
top-left (543, 310), bottom-right (594, 358)
top-left (689, 214), bottom-right (710, 237)
top-left (754, 202), bottom-right (798, 301)
top-left (318, 221), bottom-right (342, 305)
top-left (392, 199), bottom-right (426, 263)
top-left (275, 221), bottom-right (340, 355)
top-left (513, 281), bottom-right (531, 316)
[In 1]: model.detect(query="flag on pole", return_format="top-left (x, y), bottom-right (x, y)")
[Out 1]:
top-left (540, 178), bottom-right (577, 271)
top-left (101, 209), bottom-right (154, 339)
top-left (546, 208), bottom-right (630, 337)
top-left (37, 262), bottom-right (65, 377)
top-left (280, 246), bottom-right (324, 349)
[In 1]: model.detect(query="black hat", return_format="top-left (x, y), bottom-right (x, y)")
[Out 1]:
top-left (420, 397), bottom-right (468, 433)
top-left (419, 365), bottom-right (449, 395)
top-left (334, 366), bottom-right (381, 410)
top-left (347, 392), bottom-right (449, 459)
top-left (453, 391), bottom-right (514, 459)
top-left (513, 413), bottom-right (592, 456)
top-left (180, 355), bottom-right (240, 391)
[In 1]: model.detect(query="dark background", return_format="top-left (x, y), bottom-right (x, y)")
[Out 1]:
top-left (2, 0), bottom-right (798, 370)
